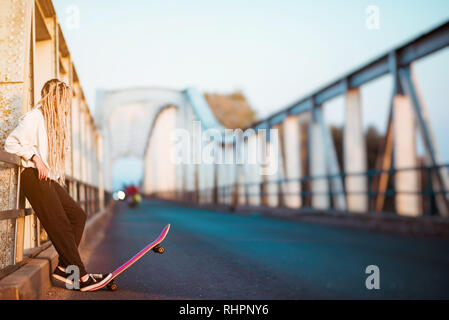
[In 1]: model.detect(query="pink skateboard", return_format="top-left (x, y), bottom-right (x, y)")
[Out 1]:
top-left (88, 224), bottom-right (170, 291)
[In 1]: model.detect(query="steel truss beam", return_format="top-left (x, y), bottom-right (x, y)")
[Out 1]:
top-left (250, 21), bottom-right (449, 130)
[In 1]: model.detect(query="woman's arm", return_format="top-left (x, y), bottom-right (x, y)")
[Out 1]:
top-left (4, 112), bottom-right (37, 161)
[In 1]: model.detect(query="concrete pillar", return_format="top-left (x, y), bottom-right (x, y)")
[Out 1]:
top-left (91, 127), bottom-right (95, 186)
top-left (35, 15), bottom-right (57, 97)
top-left (97, 134), bottom-right (105, 211)
top-left (237, 168), bottom-right (246, 205)
top-left (282, 116), bottom-right (302, 208)
top-left (310, 121), bottom-right (329, 209)
top-left (224, 144), bottom-right (236, 205)
top-left (393, 94), bottom-right (420, 216)
top-left (63, 57), bottom-right (73, 178)
top-left (93, 131), bottom-right (98, 187)
top-left (79, 105), bottom-right (86, 182)
top-left (93, 128), bottom-right (97, 186)
top-left (86, 121), bottom-right (92, 184)
top-left (71, 85), bottom-right (80, 181)
top-left (344, 88), bottom-right (368, 212)
top-left (264, 141), bottom-right (281, 207)
top-left (0, 0), bottom-right (33, 260)
top-left (264, 127), bottom-right (282, 208)
top-left (104, 124), bottom-right (111, 193)
top-left (78, 103), bottom-right (84, 182)
top-left (216, 144), bottom-right (236, 204)
top-left (198, 163), bottom-right (205, 203)
top-left (82, 106), bottom-right (88, 184)
top-left (247, 133), bottom-right (262, 206)
top-left (0, 0), bottom-right (33, 143)
top-left (207, 163), bottom-right (215, 203)
top-left (199, 165), bottom-right (209, 204)
top-left (216, 146), bottom-right (226, 204)
top-left (235, 132), bottom-right (247, 205)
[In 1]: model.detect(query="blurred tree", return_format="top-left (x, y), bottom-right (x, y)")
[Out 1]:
top-left (204, 91), bottom-right (257, 129)
top-left (365, 126), bottom-right (383, 170)
top-left (330, 124), bottom-right (384, 171)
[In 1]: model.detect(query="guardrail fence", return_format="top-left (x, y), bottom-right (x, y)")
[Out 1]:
top-left (150, 164), bottom-right (449, 217)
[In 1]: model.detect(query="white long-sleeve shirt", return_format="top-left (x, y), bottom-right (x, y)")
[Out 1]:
top-left (5, 105), bottom-right (61, 180)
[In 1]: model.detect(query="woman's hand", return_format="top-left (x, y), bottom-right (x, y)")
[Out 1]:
top-left (32, 155), bottom-right (49, 180)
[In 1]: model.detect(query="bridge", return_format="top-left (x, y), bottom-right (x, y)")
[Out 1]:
top-left (0, 0), bottom-right (448, 299)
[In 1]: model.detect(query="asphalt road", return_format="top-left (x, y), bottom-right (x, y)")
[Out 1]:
top-left (44, 199), bottom-right (449, 299)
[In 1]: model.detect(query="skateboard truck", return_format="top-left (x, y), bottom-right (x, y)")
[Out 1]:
top-left (91, 274), bottom-right (118, 291)
top-left (152, 244), bottom-right (165, 254)
top-left (106, 280), bottom-right (118, 291)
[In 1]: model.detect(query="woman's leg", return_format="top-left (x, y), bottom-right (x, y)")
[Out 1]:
top-left (20, 168), bottom-right (88, 277)
top-left (52, 181), bottom-right (87, 268)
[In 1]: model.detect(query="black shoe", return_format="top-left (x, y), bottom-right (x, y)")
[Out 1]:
top-left (52, 266), bottom-right (74, 285)
top-left (79, 273), bottom-right (112, 292)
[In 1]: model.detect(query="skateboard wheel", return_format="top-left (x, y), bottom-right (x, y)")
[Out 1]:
top-left (153, 245), bottom-right (165, 254)
top-left (107, 281), bottom-right (118, 291)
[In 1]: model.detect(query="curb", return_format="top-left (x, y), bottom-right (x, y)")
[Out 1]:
top-left (0, 201), bottom-right (115, 300)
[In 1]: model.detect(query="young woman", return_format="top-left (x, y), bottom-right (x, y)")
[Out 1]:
top-left (5, 79), bottom-right (111, 291)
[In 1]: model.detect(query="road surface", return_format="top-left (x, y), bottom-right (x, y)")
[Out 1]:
top-left (44, 199), bottom-right (449, 299)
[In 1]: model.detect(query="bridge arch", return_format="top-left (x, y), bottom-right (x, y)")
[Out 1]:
top-left (142, 104), bottom-right (179, 196)
top-left (95, 87), bottom-right (187, 190)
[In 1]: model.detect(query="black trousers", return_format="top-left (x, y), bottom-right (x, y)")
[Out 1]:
top-left (20, 167), bottom-right (87, 276)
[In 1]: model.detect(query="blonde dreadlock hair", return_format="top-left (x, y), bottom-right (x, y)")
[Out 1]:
top-left (36, 79), bottom-right (71, 186)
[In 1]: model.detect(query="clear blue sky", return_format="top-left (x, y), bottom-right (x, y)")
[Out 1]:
top-left (53, 0), bottom-right (449, 189)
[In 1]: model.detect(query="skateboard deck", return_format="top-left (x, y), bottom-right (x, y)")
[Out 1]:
top-left (88, 224), bottom-right (170, 291)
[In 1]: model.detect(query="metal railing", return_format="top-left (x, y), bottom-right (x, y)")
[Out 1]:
top-left (0, 150), bottom-right (111, 279)
top-left (150, 164), bottom-right (449, 217)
